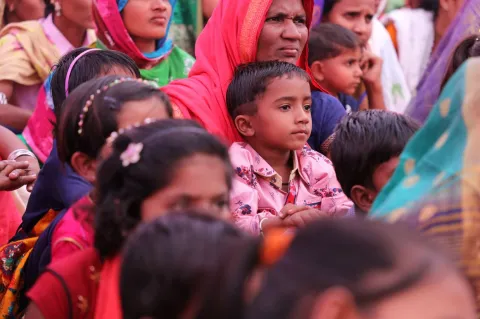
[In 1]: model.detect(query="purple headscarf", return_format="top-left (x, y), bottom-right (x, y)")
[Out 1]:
top-left (312, 0), bottom-right (324, 26)
top-left (406, 0), bottom-right (480, 122)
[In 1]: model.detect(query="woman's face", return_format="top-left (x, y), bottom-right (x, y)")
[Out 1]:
top-left (256, 0), bottom-right (308, 64)
top-left (10, 0), bottom-right (45, 22)
top-left (123, 0), bottom-right (172, 44)
top-left (141, 153), bottom-right (231, 222)
top-left (323, 0), bottom-right (375, 46)
top-left (58, 0), bottom-right (95, 29)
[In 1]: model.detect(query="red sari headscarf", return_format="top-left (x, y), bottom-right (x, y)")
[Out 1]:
top-left (163, 0), bottom-right (322, 144)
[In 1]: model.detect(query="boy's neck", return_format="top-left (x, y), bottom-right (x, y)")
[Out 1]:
top-left (248, 140), bottom-right (293, 175)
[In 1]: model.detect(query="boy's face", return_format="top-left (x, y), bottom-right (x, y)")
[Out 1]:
top-left (312, 48), bottom-right (363, 96)
top-left (323, 0), bottom-right (375, 45)
top-left (238, 75), bottom-right (312, 152)
top-left (352, 156), bottom-right (400, 214)
top-left (372, 156), bottom-right (400, 192)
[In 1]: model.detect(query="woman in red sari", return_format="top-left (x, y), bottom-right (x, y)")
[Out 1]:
top-left (164, 0), bottom-right (325, 144)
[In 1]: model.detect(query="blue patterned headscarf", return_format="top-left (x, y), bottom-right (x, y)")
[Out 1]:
top-left (117, 0), bottom-right (128, 11)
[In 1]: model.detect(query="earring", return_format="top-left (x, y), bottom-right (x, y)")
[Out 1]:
top-left (54, 1), bottom-right (61, 16)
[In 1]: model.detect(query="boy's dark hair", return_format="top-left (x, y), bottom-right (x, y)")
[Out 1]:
top-left (308, 23), bottom-right (361, 66)
top-left (57, 75), bottom-right (172, 164)
top-left (121, 212), bottom-right (260, 319)
top-left (441, 35), bottom-right (480, 89)
top-left (51, 47), bottom-right (140, 137)
top-left (226, 61), bottom-right (310, 120)
top-left (94, 119), bottom-right (233, 259)
top-left (247, 219), bottom-right (453, 319)
top-left (330, 110), bottom-right (420, 198)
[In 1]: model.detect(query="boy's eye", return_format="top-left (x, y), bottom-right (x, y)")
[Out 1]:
top-left (215, 199), bottom-right (229, 209)
top-left (365, 15), bottom-right (373, 22)
top-left (303, 104), bottom-right (312, 111)
top-left (345, 12), bottom-right (359, 19)
top-left (279, 105), bottom-right (291, 111)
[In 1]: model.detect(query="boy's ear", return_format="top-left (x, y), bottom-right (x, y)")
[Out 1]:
top-left (70, 152), bottom-right (97, 184)
top-left (234, 115), bottom-right (255, 137)
top-left (350, 185), bottom-right (375, 214)
top-left (310, 61), bottom-right (325, 82)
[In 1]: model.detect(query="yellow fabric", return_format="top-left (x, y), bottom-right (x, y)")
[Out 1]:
top-left (0, 21), bottom-right (60, 86)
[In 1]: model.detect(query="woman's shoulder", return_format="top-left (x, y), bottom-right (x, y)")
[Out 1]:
top-left (0, 20), bottom-right (43, 39)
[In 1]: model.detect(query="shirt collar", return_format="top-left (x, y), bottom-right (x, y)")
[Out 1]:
top-left (41, 14), bottom-right (96, 56)
top-left (243, 143), bottom-right (307, 189)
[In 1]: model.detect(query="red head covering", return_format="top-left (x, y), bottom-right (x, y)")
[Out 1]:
top-left (163, 0), bottom-right (323, 144)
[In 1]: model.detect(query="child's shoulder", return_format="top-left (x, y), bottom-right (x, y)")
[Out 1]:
top-left (298, 145), bottom-right (333, 167)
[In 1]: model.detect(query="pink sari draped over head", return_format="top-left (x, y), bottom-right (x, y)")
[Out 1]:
top-left (162, 0), bottom-right (320, 144)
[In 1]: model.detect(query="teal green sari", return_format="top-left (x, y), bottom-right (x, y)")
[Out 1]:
top-left (371, 58), bottom-right (480, 220)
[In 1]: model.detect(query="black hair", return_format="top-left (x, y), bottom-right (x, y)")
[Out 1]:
top-left (441, 35), bottom-right (480, 89)
top-left (308, 23), bottom-right (362, 66)
top-left (322, 0), bottom-right (340, 18)
top-left (247, 219), bottom-right (456, 319)
top-left (330, 110), bottom-right (420, 198)
top-left (51, 47), bottom-right (140, 137)
top-left (56, 75), bottom-right (173, 164)
top-left (419, 0), bottom-right (440, 17)
top-left (94, 119), bottom-right (233, 259)
top-left (121, 212), bottom-right (261, 319)
top-left (226, 61), bottom-right (310, 120)
top-left (44, 0), bottom-right (54, 16)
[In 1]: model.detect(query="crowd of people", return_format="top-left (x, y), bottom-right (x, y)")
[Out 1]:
top-left (0, 0), bottom-right (479, 317)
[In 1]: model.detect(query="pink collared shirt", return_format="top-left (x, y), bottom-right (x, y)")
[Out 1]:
top-left (230, 142), bottom-right (353, 235)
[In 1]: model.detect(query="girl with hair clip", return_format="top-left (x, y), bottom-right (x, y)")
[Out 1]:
top-left (25, 119), bottom-right (237, 319)
top-left (248, 219), bottom-right (477, 319)
top-left (92, 0), bottom-right (195, 88)
top-left (14, 48), bottom-right (139, 243)
top-left (0, 0), bottom-right (96, 131)
top-left (0, 75), bottom-right (172, 318)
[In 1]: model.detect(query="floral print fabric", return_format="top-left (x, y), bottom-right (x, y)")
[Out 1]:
top-left (229, 142), bottom-right (353, 235)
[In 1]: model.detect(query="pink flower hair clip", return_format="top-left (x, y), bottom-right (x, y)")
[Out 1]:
top-left (120, 143), bottom-right (143, 167)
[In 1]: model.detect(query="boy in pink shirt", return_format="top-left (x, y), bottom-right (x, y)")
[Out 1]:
top-left (226, 61), bottom-right (353, 235)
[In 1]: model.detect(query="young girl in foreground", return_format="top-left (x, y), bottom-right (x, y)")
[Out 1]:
top-left (26, 119), bottom-right (234, 319)
top-left (248, 219), bottom-right (477, 319)
top-left (227, 61), bottom-right (353, 235)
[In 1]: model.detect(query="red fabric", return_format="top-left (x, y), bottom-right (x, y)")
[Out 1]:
top-left (51, 195), bottom-right (94, 263)
top-left (0, 191), bottom-right (21, 246)
top-left (94, 255), bottom-right (122, 319)
top-left (27, 248), bottom-right (102, 319)
top-left (162, 0), bottom-right (323, 145)
top-left (22, 86), bottom-right (55, 163)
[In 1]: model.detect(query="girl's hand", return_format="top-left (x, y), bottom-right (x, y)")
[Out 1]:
top-left (0, 160), bottom-right (37, 191)
top-left (361, 49), bottom-right (383, 88)
top-left (16, 155), bottom-right (40, 192)
top-left (282, 209), bottom-right (328, 228)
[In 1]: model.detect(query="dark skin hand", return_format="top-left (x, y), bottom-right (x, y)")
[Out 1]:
top-left (0, 160), bottom-right (37, 191)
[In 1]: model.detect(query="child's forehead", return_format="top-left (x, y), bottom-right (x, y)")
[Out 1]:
top-left (259, 75), bottom-right (311, 99)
